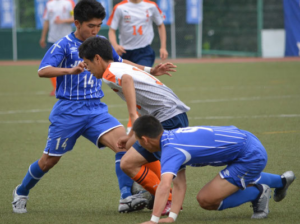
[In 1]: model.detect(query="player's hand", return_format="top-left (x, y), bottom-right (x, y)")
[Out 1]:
top-left (115, 45), bottom-right (126, 56)
top-left (159, 217), bottom-right (175, 223)
top-left (159, 48), bottom-right (168, 61)
top-left (117, 135), bottom-right (131, 149)
top-left (54, 16), bottom-right (63, 24)
top-left (39, 38), bottom-right (46, 48)
top-left (151, 62), bottom-right (177, 77)
top-left (70, 62), bottom-right (85, 74)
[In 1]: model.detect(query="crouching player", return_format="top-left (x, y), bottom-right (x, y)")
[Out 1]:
top-left (78, 36), bottom-right (190, 215)
top-left (132, 115), bottom-right (295, 223)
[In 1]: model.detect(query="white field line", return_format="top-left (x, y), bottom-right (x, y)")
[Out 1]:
top-left (1, 114), bottom-right (300, 124)
top-left (0, 95), bottom-right (299, 115)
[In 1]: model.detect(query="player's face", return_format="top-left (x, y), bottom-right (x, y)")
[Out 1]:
top-left (75, 18), bottom-right (103, 41)
top-left (83, 57), bottom-right (102, 79)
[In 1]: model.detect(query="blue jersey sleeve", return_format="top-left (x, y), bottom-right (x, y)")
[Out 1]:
top-left (160, 147), bottom-right (187, 177)
top-left (111, 45), bottom-right (123, 62)
top-left (39, 39), bottom-right (67, 70)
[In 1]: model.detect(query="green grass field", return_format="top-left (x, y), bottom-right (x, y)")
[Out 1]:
top-left (0, 61), bottom-right (299, 224)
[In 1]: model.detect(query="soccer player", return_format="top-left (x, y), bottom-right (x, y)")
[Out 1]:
top-left (39, 0), bottom-right (76, 96)
top-left (78, 36), bottom-right (189, 215)
top-left (132, 115), bottom-right (296, 223)
top-left (12, 0), bottom-right (175, 214)
top-left (107, 0), bottom-right (168, 133)
top-left (107, 0), bottom-right (168, 64)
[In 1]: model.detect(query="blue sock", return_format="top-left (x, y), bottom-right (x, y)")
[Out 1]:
top-left (257, 172), bottom-right (283, 188)
top-left (218, 185), bottom-right (261, 210)
top-left (17, 160), bottom-right (46, 196)
top-left (115, 152), bottom-right (133, 199)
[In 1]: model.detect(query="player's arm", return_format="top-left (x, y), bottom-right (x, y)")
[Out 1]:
top-left (39, 20), bottom-right (49, 48)
top-left (116, 74), bottom-right (138, 149)
top-left (157, 23), bottom-right (168, 60)
top-left (38, 63), bottom-right (85, 78)
top-left (54, 16), bottom-right (74, 24)
top-left (123, 60), bottom-right (176, 77)
top-left (159, 169), bottom-right (187, 223)
top-left (108, 28), bottom-right (126, 56)
top-left (141, 173), bottom-right (174, 224)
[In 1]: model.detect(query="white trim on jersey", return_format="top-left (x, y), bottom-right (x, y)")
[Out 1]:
top-left (215, 140), bottom-right (238, 144)
top-left (38, 65), bottom-right (52, 72)
top-left (215, 134), bottom-right (245, 139)
top-left (161, 171), bottom-right (177, 177)
top-left (163, 142), bottom-right (217, 149)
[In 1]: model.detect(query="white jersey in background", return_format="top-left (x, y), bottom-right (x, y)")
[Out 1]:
top-left (102, 63), bottom-right (190, 122)
top-left (43, 0), bottom-right (75, 43)
top-left (107, 0), bottom-right (164, 50)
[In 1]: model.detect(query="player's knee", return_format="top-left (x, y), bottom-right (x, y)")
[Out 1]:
top-left (197, 194), bottom-right (218, 210)
top-left (39, 155), bottom-right (61, 172)
top-left (120, 157), bottom-right (135, 176)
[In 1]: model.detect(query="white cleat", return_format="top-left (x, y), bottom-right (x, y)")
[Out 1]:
top-left (251, 184), bottom-right (271, 219)
top-left (274, 171), bottom-right (295, 202)
top-left (12, 185), bottom-right (28, 214)
top-left (118, 193), bottom-right (148, 213)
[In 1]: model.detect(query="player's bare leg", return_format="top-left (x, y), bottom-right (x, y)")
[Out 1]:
top-left (99, 126), bottom-right (148, 213)
top-left (197, 174), bottom-right (271, 219)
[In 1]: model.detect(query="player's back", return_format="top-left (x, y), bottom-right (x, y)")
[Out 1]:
top-left (102, 62), bottom-right (189, 122)
top-left (161, 126), bottom-right (248, 167)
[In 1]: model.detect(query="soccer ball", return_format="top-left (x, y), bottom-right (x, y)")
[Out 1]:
top-left (131, 181), bottom-right (153, 202)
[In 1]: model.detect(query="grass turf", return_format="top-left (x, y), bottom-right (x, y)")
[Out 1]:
top-left (0, 61), bottom-right (299, 224)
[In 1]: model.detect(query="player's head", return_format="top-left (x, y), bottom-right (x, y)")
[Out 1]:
top-left (79, 36), bottom-right (113, 78)
top-left (74, 0), bottom-right (106, 41)
top-left (132, 115), bottom-right (163, 152)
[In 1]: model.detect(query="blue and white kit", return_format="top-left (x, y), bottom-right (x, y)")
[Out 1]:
top-left (159, 126), bottom-right (268, 189)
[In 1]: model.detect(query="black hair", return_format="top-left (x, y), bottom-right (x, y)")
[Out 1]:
top-left (132, 115), bottom-right (163, 139)
top-left (79, 37), bottom-right (113, 62)
top-left (74, 0), bottom-right (106, 23)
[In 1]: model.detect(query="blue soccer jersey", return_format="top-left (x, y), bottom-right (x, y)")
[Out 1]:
top-left (160, 126), bottom-right (249, 176)
top-left (38, 32), bottom-right (122, 100)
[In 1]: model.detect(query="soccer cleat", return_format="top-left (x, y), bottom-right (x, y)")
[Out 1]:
top-left (251, 184), bottom-right (271, 219)
top-left (274, 171), bottom-right (295, 202)
top-left (161, 200), bottom-right (172, 216)
top-left (118, 193), bottom-right (148, 213)
top-left (12, 185), bottom-right (28, 214)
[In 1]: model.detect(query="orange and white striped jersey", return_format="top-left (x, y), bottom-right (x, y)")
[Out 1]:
top-left (102, 63), bottom-right (190, 122)
top-left (43, 0), bottom-right (75, 43)
top-left (107, 0), bottom-right (164, 50)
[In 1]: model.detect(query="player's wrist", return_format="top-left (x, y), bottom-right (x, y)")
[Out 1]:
top-left (144, 66), bottom-right (151, 74)
top-left (150, 215), bottom-right (160, 223)
top-left (169, 212), bottom-right (178, 221)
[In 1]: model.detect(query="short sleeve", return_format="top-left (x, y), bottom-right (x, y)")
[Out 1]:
top-left (151, 4), bottom-right (163, 25)
top-left (38, 40), bottom-right (66, 71)
top-left (111, 45), bottom-right (123, 62)
top-left (160, 147), bottom-right (186, 177)
top-left (107, 6), bottom-right (122, 30)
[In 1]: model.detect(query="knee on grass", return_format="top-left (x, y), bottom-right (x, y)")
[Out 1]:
top-left (197, 194), bottom-right (220, 210)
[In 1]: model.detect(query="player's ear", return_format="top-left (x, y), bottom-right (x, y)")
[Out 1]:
top-left (74, 20), bottom-right (81, 29)
top-left (95, 54), bottom-right (101, 64)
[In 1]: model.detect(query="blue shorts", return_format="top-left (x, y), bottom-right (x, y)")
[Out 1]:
top-left (122, 45), bottom-right (155, 67)
top-left (133, 113), bottom-right (189, 162)
top-left (219, 130), bottom-right (268, 189)
top-left (44, 99), bottom-right (123, 156)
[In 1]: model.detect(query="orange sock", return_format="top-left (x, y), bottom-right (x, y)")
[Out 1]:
top-left (144, 160), bottom-right (161, 179)
top-left (50, 77), bottom-right (56, 90)
top-left (133, 165), bottom-right (172, 201)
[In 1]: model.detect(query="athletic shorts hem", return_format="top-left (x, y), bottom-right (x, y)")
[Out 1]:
top-left (43, 151), bottom-right (64, 156)
top-left (96, 124), bottom-right (123, 149)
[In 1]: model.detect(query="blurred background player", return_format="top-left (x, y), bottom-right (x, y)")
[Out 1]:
top-left (78, 36), bottom-right (189, 215)
top-left (107, 0), bottom-right (169, 133)
top-left (39, 0), bottom-right (75, 96)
